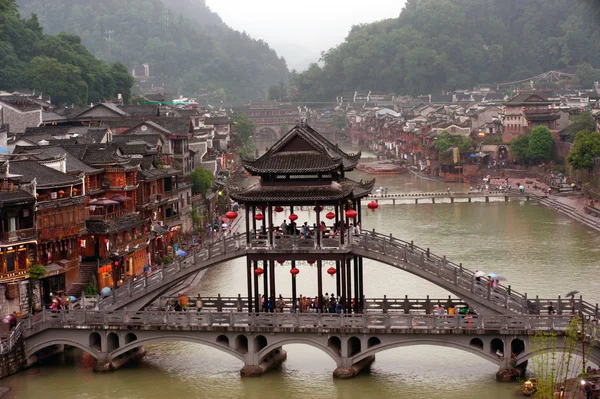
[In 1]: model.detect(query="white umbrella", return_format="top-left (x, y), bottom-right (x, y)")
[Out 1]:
top-left (474, 271), bottom-right (485, 278)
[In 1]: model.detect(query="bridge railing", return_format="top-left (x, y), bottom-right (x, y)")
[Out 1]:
top-left (157, 295), bottom-right (469, 314)
top-left (351, 231), bottom-right (598, 318)
top-left (97, 233), bottom-right (246, 310)
top-left (0, 322), bottom-right (23, 355)
top-left (22, 310), bottom-right (585, 335)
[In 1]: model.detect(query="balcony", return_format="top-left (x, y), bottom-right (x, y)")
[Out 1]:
top-left (88, 209), bottom-right (126, 221)
top-left (0, 228), bottom-right (36, 244)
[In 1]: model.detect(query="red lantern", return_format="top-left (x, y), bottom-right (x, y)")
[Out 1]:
top-left (289, 213), bottom-right (298, 221)
top-left (307, 260), bottom-right (316, 265)
top-left (254, 267), bottom-right (264, 276)
top-left (226, 211), bottom-right (238, 220)
top-left (346, 209), bottom-right (358, 219)
top-left (325, 212), bottom-right (335, 220)
top-left (368, 201), bottom-right (379, 212)
top-left (290, 267), bottom-right (300, 276)
top-left (277, 259), bottom-right (286, 264)
top-left (313, 206), bottom-right (323, 212)
top-left (104, 238), bottom-right (109, 244)
top-left (327, 267), bottom-right (337, 277)
top-left (254, 213), bottom-right (265, 221)
top-left (274, 206), bottom-right (284, 213)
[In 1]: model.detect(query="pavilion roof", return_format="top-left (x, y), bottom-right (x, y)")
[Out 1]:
top-left (241, 123), bottom-right (361, 175)
top-left (229, 178), bottom-right (375, 204)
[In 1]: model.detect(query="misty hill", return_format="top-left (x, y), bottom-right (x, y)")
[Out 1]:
top-left (293, 0), bottom-right (600, 101)
top-left (0, 0), bottom-right (133, 106)
top-left (15, 0), bottom-right (289, 101)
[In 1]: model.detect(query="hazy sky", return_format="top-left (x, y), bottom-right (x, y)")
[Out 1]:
top-left (206, 0), bottom-right (406, 70)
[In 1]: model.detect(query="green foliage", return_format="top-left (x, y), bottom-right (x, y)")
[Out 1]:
top-left (28, 263), bottom-right (46, 281)
top-left (268, 81), bottom-right (287, 101)
top-left (231, 113), bottom-right (257, 159)
top-left (279, 122), bottom-right (289, 135)
top-left (510, 134), bottom-right (531, 161)
top-left (332, 114), bottom-right (349, 131)
top-left (162, 256), bottom-right (172, 266)
top-left (291, 0), bottom-right (600, 100)
top-left (16, 0), bottom-right (289, 100)
top-left (0, 1), bottom-right (133, 105)
top-left (529, 317), bottom-right (594, 399)
top-left (567, 131), bottom-right (600, 170)
top-left (554, 164), bottom-right (566, 175)
top-left (528, 127), bottom-right (554, 162)
top-left (433, 132), bottom-right (473, 153)
top-left (190, 167), bottom-right (214, 196)
top-left (83, 280), bottom-right (97, 296)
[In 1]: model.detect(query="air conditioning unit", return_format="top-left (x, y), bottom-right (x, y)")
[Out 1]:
top-left (51, 192), bottom-right (57, 199)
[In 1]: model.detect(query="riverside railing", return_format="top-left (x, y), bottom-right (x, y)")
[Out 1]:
top-left (24, 310), bottom-right (582, 336)
top-left (0, 323), bottom-right (23, 355)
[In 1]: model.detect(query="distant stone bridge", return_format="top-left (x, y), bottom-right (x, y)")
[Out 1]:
top-left (20, 310), bottom-right (600, 378)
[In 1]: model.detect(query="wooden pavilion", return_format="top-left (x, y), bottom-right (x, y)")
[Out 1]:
top-left (230, 122), bottom-right (375, 313)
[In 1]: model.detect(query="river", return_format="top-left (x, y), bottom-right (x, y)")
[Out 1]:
top-left (5, 170), bottom-right (600, 399)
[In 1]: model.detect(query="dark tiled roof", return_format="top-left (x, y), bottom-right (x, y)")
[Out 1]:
top-left (118, 104), bottom-right (160, 117)
top-left (230, 179), bottom-right (375, 203)
top-left (9, 160), bottom-right (82, 188)
top-left (205, 116), bottom-right (230, 125)
top-left (118, 143), bottom-right (155, 155)
top-left (150, 117), bottom-right (192, 136)
top-left (0, 99), bottom-right (41, 112)
top-left (112, 134), bottom-right (162, 146)
top-left (12, 146), bottom-right (101, 174)
top-left (23, 126), bottom-right (73, 136)
top-left (505, 93), bottom-right (550, 104)
top-left (137, 167), bottom-right (180, 181)
top-left (243, 152), bottom-right (341, 173)
top-left (82, 148), bottom-right (130, 165)
top-left (0, 190), bottom-right (35, 207)
top-left (52, 107), bottom-right (88, 119)
top-left (102, 118), bottom-right (148, 129)
top-left (85, 213), bottom-right (146, 235)
top-left (242, 123), bottom-right (360, 174)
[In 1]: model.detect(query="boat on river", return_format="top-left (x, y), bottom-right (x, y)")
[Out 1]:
top-left (356, 160), bottom-right (408, 175)
top-left (522, 378), bottom-right (537, 396)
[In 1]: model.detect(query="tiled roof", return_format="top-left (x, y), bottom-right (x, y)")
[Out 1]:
top-left (112, 134), bottom-right (162, 146)
top-left (12, 146), bottom-right (101, 174)
top-left (505, 93), bottom-right (550, 104)
top-left (150, 117), bottom-right (192, 136)
top-left (0, 99), bottom-right (41, 112)
top-left (137, 167), bottom-right (180, 181)
top-left (85, 213), bottom-right (146, 235)
top-left (242, 123), bottom-right (360, 174)
top-left (118, 104), bottom-right (160, 117)
top-left (9, 160), bottom-right (82, 188)
top-left (230, 179), bottom-right (375, 203)
top-left (0, 189), bottom-right (35, 206)
top-left (204, 116), bottom-right (230, 125)
top-left (81, 148), bottom-right (129, 165)
top-left (243, 152), bottom-right (341, 173)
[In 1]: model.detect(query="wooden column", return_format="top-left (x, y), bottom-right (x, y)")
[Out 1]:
top-left (253, 260), bottom-right (260, 312)
top-left (339, 202), bottom-right (345, 246)
top-left (261, 208), bottom-right (266, 233)
top-left (269, 260), bottom-right (276, 312)
top-left (291, 260), bottom-right (297, 312)
top-left (359, 257), bottom-right (364, 313)
top-left (290, 206), bottom-right (294, 237)
top-left (340, 257), bottom-right (347, 312)
top-left (336, 260), bottom-right (341, 297)
top-left (245, 205), bottom-right (250, 245)
top-left (263, 260), bottom-right (269, 311)
top-left (357, 199), bottom-right (362, 229)
top-left (346, 258), bottom-right (352, 313)
top-left (247, 258), bottom-right (253, 312)
top-left (353, 255), bottom-right (359, 312)
top-left (315, 202), bottom-right (321, 248)
top-left (251, 206), bottom-right (256, 235)
top-left (267, 204), bottom-right (274, 247)
top-left (317, 260), bottom-right (323, 312)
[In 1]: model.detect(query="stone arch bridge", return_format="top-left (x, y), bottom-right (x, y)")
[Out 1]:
top-left (21, 310), bottom-right (600, 379)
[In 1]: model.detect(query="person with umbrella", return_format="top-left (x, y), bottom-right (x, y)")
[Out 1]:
top-left (565, 291), bottom-right (579, 314)
top-left (474, 270), bottom-right (485, 283)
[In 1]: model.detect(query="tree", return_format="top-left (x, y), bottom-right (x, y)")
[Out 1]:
top-left (529, 317), bottom-right (595, 399)
top-left (528, 126), bottom-right (554, 162)
top-left (231, 113), bottom-right (256, 158)
top-left (28, 263), bottom-right (46, 313)
top-left (268, 84), bottom-right (281, 101)
top-left (25, 56), bottom-right (88, 105)
top-left (433, 132), bottom-right (473, 153)
top-left (279, 122), bottom-right (289, 135)
top-left (567, 131), bottom-right (600, 170)
top-left (332, 114), bottom-right (349, 131)
top-left (190, 167), bottom-right (214, 196)
top-left (510, 134), bottom-right (531, 162)
top-left (110, 62), bottom-right (134, 103)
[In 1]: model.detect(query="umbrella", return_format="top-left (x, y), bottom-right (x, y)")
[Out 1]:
top-left (565, 290), bottom-right (579, 297)
top-left (474, 271), bottom-right (485, 278)
top-left (2, 316), bottom-right (10, 324)
top-left (221, 217), bottom-right (227, 223)
top-left (176, 249), bottom-right (187, 257)
top-left (110, 194), bottom-right (132, 202)
top-left (68, 296), bottom-right (77, 302)
top-left (100, 287), bottom-right (111, 296)
top-left (487, 273), bottom-right (507, 281)
top-left (92, 198), bottom-right (119, 206)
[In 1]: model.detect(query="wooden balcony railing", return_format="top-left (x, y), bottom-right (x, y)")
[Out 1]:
top-left (0, 228), bottom-right (36, 243)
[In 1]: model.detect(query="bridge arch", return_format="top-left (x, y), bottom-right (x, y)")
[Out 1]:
top-left (26, 339), bottom-right (100, 360)
top-left (110, 334), bottom-right (245, 361)
top-left (257, 337), bottom-right (341, 365)
top-left (516, 345), bottom-right (600, 368)
top-left (350, 339), bottom-right (504, 367)
top-left (255, 126), bottom-right (280, 140)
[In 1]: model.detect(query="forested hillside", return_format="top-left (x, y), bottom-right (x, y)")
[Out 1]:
top-left (15, 0), bottom-right (289, 101)
top-left (292, 0), bottom-right (600, 101)
top-left (0, 0), bottom-right (133, 106)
